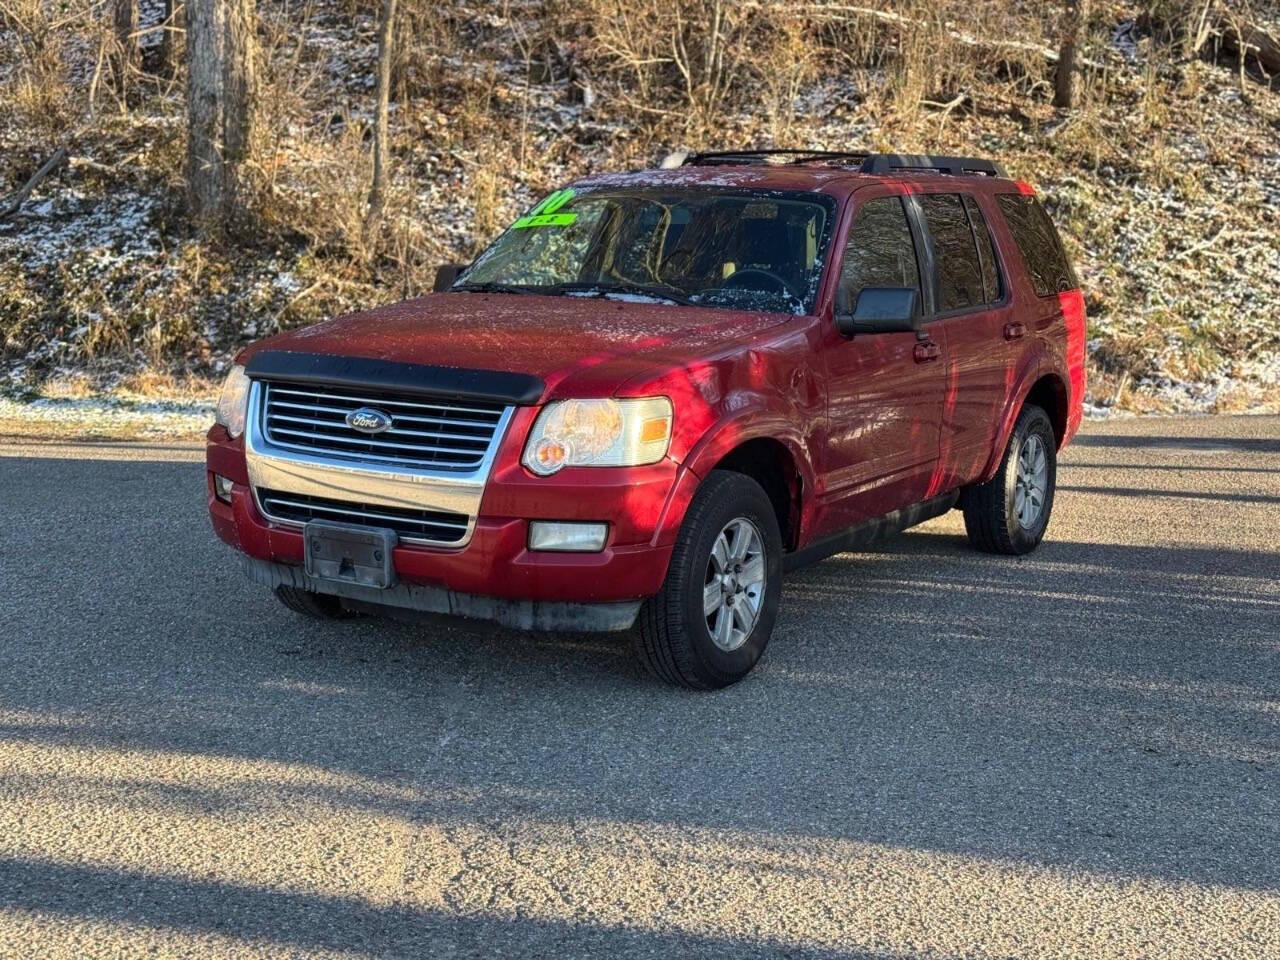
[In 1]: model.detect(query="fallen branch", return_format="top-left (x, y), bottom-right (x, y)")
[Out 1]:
top-left (127, 22), bottom-right (186, 40)
top-left (1219, 20), bottom-right (1280, 76)
top-left (1173, 225), bottom-right (1227, 261)
top-left (1173, 226), bottom-right (1270, 261)
top-left (770, 3), bottom-right (1102, 67)
top-left (1181, 7), bottom-right (1279, 82)
top-left (0, 146), bottom-right (67, 220)
top-left (920, 93), bottom-right (968, 111)
top-left (920, 92), bottom-right (969, 134)
top-left (68, 150), bottom-right (143, 174)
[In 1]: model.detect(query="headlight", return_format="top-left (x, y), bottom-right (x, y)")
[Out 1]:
top-left (522, 397), bottom-right (673, 475)
top-left (215, 364), bottom-right (251, 439)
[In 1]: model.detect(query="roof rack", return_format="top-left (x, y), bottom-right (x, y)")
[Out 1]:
top-left (682, 149), bottom-right (872, 167)
top-left (680, 149), bottom-right (1007, 178)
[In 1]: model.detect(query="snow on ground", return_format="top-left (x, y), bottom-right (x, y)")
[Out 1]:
top-left (2, 0), bottom-right (1276, 420)
top-left (0, 187), bottom-right (164, 273)
top-left (0, 394), bottom-right (213, 441)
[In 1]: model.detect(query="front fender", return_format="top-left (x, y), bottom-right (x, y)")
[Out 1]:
top-left (648, 410), bottom-right (820, 549)
top-left (683, 410), bottom-right (816, 484)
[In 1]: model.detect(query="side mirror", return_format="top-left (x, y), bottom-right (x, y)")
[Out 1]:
top-left (433, 263), bottom-right (467, 293)
top-left (835, 287), bottom-right (919, 337)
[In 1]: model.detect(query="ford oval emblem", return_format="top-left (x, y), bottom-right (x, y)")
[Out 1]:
top-left (346, 407), bottom-right (393, 434)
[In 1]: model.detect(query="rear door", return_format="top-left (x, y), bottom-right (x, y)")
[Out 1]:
top-left (995, 192), bottom-right (1087, 443)
top-left (816, 187), bottom-right (944, 533)
top-left (909, 191), bottom-right (1014, 491)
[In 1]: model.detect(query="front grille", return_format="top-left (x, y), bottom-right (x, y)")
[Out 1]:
top-left (256, 488), bottom-right (471, 545)
top-left (260, 381), bottom-right (508, 471)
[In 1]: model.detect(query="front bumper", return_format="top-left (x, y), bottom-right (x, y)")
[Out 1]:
top-left (208, 422), bottom-right (693, 613)
top-left (240, 555), bottom-right (642, 632)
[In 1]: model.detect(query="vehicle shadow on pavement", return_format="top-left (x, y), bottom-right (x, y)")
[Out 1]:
top-left (0, 857), bottom-right (892, 959)
top-left (2, 451), bottom-right (1278, 954)
top-left (1070, 433), bottom-right (1280, 453)
top-left (1058, 484), bottom-right (1280, 504)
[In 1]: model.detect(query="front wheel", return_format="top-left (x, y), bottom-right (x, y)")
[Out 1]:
top-left (635, 471), bottom-right (783, 690)
top-left (962, 403), bottom-right (1057, 555)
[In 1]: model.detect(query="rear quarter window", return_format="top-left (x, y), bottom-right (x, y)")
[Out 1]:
top-left (996, 195), bottom-right (1077, 297)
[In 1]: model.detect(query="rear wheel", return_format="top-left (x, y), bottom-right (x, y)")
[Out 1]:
top-left (635, 471), bottom-right (783, 690)
top-left (962, 403), bottom-right (1057, 555)
top-left (274, 585), bottom-right (353, 619)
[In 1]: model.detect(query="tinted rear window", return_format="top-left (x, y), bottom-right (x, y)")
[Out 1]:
top-left (996, 195), bottom-right (1077, 297)
top-left (918, 194), bottom-right (1000, 313)
top-left (963, 195), bottom-right (1002, 304)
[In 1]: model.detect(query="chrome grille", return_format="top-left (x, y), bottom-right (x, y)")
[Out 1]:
top-left (256, 488), bottom-right (470, 545)
top-left (260, 381), bottom-right (508, 470)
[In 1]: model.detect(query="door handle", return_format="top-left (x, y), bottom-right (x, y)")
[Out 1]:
top-left (1003, 320), bottom-right (1027, 341)
top-left (913, 341), bottom-right (941, 363)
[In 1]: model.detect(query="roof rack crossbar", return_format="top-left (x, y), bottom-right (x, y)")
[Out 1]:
top-left (860, 153), bottom-right (1007, 178)
top-left (679, 149), bottom-right (1006, 178)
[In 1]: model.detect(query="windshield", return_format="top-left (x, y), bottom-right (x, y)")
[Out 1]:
top-left (457, 187), bottom-right (836, 315)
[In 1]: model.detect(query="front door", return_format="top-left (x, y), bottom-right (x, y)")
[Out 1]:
top-left (816, 189), bottom-right (944, 534)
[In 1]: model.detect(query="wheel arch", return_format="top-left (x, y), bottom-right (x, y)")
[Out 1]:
top-left (707, 437), bottom-right (804, 551)
top-left (978, 370), bottom-right (1070, 484)
top-left (1024, 373), bottom-right (1069, 449)
top-left (673, 417), bottom-right (816, 553)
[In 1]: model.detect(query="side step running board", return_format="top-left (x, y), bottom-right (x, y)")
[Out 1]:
top-left (782, 491), bottom-right (959, 573)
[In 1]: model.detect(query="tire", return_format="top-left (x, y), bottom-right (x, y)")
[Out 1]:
top-left (635, 470), bottom-right (783, 690)
top-left (962, 403), bottom-right (1057, 555)
top-left (274, 585), bottom-right (353, 619)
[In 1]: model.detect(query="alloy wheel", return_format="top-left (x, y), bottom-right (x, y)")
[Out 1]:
top-left (702, 517), bottom-right (766, 652)
top-left (1015, 433), bottom-right (1048, 529)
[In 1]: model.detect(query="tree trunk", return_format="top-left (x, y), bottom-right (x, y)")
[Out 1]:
top-left (186, 0), bottom-right (257, 236)
top-left (364, 0), bottom-right (398, 243)
top-left (158, 0), bottom-right (180, 76)
top-left (1218, 19), bottom-right (1280, 76)
top-left (112, 0), bottom-right (140, 89)
top-left (1054, 0), bottom-right (1088, 109)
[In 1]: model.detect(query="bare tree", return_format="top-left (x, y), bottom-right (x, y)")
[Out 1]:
top-left (186, 0), bottom-right (257, 234)
top-left (157, 0), bottom-right (181, 76)
top-left (112, 0), bottom-right (139, 89)
top-left (1054, 0), bottom-right (1090, 109)
top-left (364, 0), bottom-right (397, 242)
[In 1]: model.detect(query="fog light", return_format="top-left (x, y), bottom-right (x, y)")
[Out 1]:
top-left (213, 474), bottom-right (234, 503)
top-left (528, 521), bottom-right (608, 552)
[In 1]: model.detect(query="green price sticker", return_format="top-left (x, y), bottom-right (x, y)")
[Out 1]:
top-left (512, 189), bottom-right (577, 228)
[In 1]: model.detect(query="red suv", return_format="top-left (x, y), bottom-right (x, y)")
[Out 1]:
top-left (207, 151), bottom-right (1085, 689)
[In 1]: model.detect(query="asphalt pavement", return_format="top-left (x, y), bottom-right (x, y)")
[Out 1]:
top-left (1, 415), bottom-right (1277, 959)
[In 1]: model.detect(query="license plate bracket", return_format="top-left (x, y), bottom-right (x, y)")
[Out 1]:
top-left (303, 521), bottom-right (397, 589)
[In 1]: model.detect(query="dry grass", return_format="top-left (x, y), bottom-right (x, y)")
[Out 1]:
top-left (1, 0), bottom-right (1278, 413)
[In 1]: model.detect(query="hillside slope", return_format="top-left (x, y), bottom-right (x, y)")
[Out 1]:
top-left (1, 0), bottom-right (1277, 412)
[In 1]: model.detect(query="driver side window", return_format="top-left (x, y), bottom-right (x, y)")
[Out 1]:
top-left (838, 197), bottom-right (921, 314)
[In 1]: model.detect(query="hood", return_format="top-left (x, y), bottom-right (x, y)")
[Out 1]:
top-left (240, 292), bottom-right (794, 400)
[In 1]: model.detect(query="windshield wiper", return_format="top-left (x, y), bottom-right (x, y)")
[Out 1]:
top-left (455, 280), bottom-right (701, 307)
top-left (545, 282), bottom-right (700, 307)
top-left (452, 281), bottom-right (547, 296)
